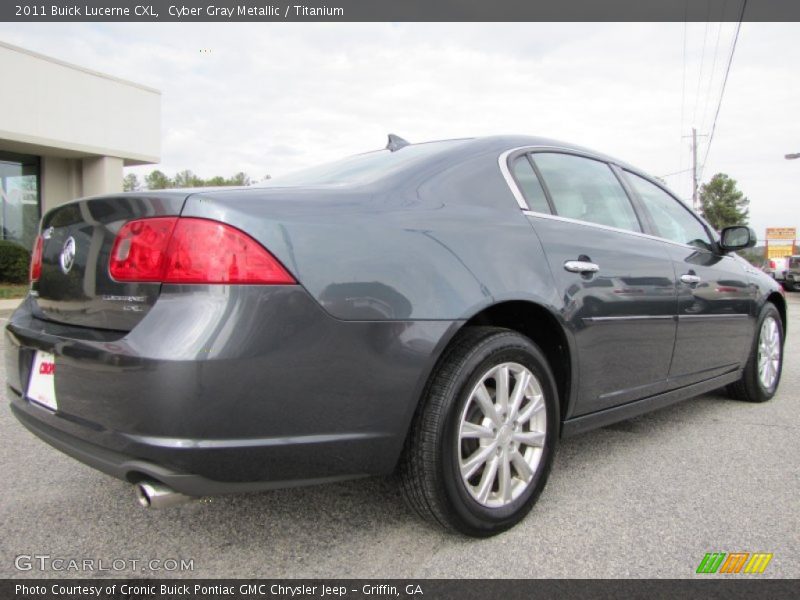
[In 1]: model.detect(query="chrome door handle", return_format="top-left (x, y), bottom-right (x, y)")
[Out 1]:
top-left (680, 274), bottom-right (702, 284)
top-left (564, 260), bottom-right (600, 274)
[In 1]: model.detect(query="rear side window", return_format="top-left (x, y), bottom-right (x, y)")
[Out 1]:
top-left (511, 156), bottom-right (550, 213)
top-left (532, 153), bottom-right (641, 232)
top-left (626, 172), bottom-right (713, 251)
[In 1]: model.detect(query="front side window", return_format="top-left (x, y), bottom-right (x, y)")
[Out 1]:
top-left (626, 172), bottom-right (713, 251)
top-left (511, 155), bottom-right (550, 213)
top-left (532, 153), bottom-right (641, 232)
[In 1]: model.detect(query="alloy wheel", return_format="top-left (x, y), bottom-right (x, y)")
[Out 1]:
top-left (757, 316), bottom-right (781, 391)
top-left (457, 362), bottom-right (547, 508)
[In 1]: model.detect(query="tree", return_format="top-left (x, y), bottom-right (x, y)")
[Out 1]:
top-left (204, 176), bottom-right (227, 187)
top-left (228, 172), bottom-right (251, 186)
top-left (145, 170), bottom-right (172, 190)
top-left (173, 169), bottom-right (203, 188)
top-left (140, 169), bottom-right (254, 189)
top-left (699, 173), bottom-right (749, 230)
top-left (122, 173), bottom-right (141, 192)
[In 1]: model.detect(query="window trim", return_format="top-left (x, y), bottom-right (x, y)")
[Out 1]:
top-left (499, 145), bottom-right (717, 251)
top-left (525, 154), bottom-right (557, 213)
top-left (529, 150), bottom-right (645, 234)
top-left (508, 154), bottom-right (554, 214)
top-left (521, 209), bottom-right (713, 250)
top-left (500, 146), bottom-right (617, 210)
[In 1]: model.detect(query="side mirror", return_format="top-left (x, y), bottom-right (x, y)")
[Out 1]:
top-left (720, 225), bottom-right (757, 252)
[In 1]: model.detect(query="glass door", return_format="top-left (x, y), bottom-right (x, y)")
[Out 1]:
top-left (0, 151), bottom-right (40, 251)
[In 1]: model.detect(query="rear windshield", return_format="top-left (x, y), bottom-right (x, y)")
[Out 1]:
top-left (790, 257), bottom-right (800, 268)
top-left (257, 139), bottom-right (469, 187)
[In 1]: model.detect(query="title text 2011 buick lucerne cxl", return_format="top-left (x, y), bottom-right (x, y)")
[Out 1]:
top-left (6, 135), bottom-right (786, 536)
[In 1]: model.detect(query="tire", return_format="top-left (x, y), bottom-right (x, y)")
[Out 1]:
top-left (398, 326), bottom-right (559, 537)
top-left (727, 303), bottom-right (784, 403)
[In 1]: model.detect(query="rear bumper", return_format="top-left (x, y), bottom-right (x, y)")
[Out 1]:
top-left (10, 401), bottom-right (360, 496)
top-left (5, 286), bottom-right (455, 495)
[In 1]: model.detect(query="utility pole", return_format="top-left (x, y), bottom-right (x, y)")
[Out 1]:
top-left (682, 128), bottom-right (708, 211)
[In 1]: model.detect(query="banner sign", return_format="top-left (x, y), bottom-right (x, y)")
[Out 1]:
top-left (765, 227), bottom-right (796, 241)
top-left (767, 244), bottom-right (795, 260)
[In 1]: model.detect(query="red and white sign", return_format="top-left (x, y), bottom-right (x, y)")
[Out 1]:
top-left (27, 351), bottom-right (57, 410)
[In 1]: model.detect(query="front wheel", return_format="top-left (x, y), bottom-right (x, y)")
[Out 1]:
top-left (398, 327), bottom-right (559, 536)
top-left (727, 303), bottom-right (784, 403)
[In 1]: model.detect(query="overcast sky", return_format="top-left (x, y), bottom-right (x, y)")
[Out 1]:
top-left (1, 22), bottom-right (797, 236)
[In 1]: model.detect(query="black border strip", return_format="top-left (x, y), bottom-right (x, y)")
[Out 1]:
top-left (3, 0), bottom-right (800, 23)
top-left (3, 579), bottom-right (799, 600)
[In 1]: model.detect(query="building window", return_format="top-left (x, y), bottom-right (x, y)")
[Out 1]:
top-left (0, 151), bottom-right (40, 252)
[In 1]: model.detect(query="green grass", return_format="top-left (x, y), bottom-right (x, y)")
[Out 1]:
top-left (0, 284), bottom-right (29, 299)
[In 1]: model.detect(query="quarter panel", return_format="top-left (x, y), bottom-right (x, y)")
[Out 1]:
top-left (182, 152), bottom-right (557, 322)
top-left (6, 286), bottom-right (454, 481)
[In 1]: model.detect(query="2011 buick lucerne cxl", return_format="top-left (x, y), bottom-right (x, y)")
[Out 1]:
top-left (6, 135), bottom-right (786, 536)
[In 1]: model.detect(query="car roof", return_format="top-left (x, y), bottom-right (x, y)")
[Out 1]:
top-left (392, 135), bottom-right (662, 193)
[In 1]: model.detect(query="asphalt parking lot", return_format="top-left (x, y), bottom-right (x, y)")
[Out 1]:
top-left (1, 295), bottom-right (798, 579)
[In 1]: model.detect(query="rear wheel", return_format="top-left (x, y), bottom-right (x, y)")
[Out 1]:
top-left (727, 303), bottom-right (783, 403)
top-left (398, 327), bottom-right (558, 536)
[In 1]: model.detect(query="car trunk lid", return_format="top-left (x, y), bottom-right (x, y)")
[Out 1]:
top-left (31, 192), bottom-right (189, 331)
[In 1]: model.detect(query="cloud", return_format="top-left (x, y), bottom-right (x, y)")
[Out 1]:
top-left (0, 22), bottom-right (797, 235)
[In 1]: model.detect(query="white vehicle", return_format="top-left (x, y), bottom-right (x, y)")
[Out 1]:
top-left (765, 256), bottom-right (790, 283)
top-left (785, 255), bottom-right (800, 292)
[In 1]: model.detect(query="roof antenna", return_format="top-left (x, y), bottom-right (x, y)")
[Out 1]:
top-left (386, 134), bottom-right (410, 152)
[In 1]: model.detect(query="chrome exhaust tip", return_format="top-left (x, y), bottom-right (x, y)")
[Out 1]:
top-left (135, 480), bottom-right (191, 509)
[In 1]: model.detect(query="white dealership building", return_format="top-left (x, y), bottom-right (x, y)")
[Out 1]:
top-left (0, 41), bottom-right (160, 251)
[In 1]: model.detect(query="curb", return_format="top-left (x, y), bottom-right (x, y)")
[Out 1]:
top-left (0, 298), bottom-right (22, 310)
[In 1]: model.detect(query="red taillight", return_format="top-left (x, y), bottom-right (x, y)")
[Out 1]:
top-left (109, 217), bottom-right (177, 282)
top-left (30, 235), bottom-right (43, 282)
top-left (769, 260), bottom-right (776, 269)
top-left (163, 218), bottom-right (295, 284)
top-left (109, 217), bottom-right (295, 285)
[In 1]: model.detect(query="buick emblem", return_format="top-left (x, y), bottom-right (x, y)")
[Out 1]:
top-left (60, 237), bottom-right (76, 274)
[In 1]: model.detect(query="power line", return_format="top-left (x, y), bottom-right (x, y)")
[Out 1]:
top-left (699, 7), bottom-right (726, 136)
top-left (658, 167), bottom-right (695, 179)
top-left (691, 6), bottom-right (711, 126)
top-left (700, 0), bottom-right (746, 178)
top-left (680, 16), bottom-right (687, 130)
top-left (678, 6), bottom-right (688, 195)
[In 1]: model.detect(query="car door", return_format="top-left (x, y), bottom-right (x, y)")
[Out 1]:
top-left (622, 171), bottom-right (755, 385)
top-left (510, 151), bottom-right (678, 416)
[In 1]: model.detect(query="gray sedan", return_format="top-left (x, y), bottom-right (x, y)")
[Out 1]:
top-left (5, 135), bottom-right (786, 536)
